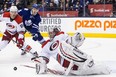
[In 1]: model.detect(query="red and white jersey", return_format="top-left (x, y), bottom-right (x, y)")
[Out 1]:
top-left (40, 31), bottom-right (78, 69)
top-left (0, 12), bottom-right (25, 35)
top-left (41, 31), bottom-right (69, 57)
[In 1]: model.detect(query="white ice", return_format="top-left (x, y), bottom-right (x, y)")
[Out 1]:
top-left (0, 37), bottom-right (116, 77)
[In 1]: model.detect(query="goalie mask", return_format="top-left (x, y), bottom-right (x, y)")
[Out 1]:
top-left (48, 28), bottom-right (60, 41)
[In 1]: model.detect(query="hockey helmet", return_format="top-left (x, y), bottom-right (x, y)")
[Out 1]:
top-left (32, 4), bottom-right (40, 9)
top-left (48, 27), bottom-right (60, 34)
top-left (10, 6), bottom-right (18, 12)
top-left (48, 27), bottom-right (60, 41)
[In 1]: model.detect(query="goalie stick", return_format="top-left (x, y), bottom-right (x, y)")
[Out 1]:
top-left (20, 64), bottom-right (65, 75)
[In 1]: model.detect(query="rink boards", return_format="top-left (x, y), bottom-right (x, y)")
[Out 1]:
top-left (0, 17), bottom-right (116, 38)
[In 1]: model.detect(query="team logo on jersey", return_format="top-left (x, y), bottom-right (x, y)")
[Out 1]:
top-left (25, 20), bottom-right (32, 26)
top-left (6, 23), bottom-right (15, 29)
top-left (50, 40), bottom-right (59, 51)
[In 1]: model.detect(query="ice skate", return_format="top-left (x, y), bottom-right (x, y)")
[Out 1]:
top-left (33, 51), bottom-right (38, 58)
top-left (21, 50), bottom-right (27, 55)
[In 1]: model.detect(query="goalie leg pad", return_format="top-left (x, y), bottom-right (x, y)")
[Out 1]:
top-left (58, 41), bottom-right (88, 64)
top-left (70, 62), bottom-right (111, 75)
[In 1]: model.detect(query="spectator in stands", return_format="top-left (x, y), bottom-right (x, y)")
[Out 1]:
top-left (2, 3), bottom-right (8, 11)
top-left (0, 0), bottom-right (3, 5)
top-left (105, 0), bottom-right (112, 4)
top-left (78, 0), bottom-right (91, 16)
top-left (48, 2), bottom-right (57, 11)
top-left (73, 1), bottom-right (81, 11)
top-left (1, 0), bottom-right (13, 12)
top-left (58, 2), bottom-right (63, 11)
top-left (16, 0), bottom-right (30, 9)
top-left (19, 0), bottom-right (30, 8)
top-left (58, 0), bottom-right (67, 11)
top-left (113, 0), bottom-right (116, 13)
top-left (50, 0), bottom-right (58, 9)
top-left (64, 0), bottom-right (73, 11)
top-left (96, 0), bottom-right (104, 4)
top-left (70, 0), bottom-right (78, 5)
top-left (44, 0), bottom-right (51, 4)
top-left (0, 0), bottom-right (3, 10)
top-left (53, 0), bottom-right (60, 7)
top-left (65, 0), bottom-right (72, 7)
top-left (4, 0), bottom-right (12, 9)
top-left (65, 2), bottom-right (70, 11)
top-left (39, 2), bottom-right (48, 11)
top-left (13, 0), bottom-right (22, 9)
top-left (93, 0), bottom-right (100, 4)
top-left (36, 0), bottom-right (43, 4)
top-left (14, 0), bottom-right (20, 5)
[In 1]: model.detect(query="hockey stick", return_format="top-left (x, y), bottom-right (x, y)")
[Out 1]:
top-left (20, 64), bottom-right (64, 75)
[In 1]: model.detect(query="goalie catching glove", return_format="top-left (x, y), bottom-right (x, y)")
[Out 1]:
top-left (67, 32), bottom-right (85, 48)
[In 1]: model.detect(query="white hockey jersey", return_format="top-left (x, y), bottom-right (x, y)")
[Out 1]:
top-left (0, 12), bottom-right (25, 35)
top-left (40, 31), bottom-right (79, 69)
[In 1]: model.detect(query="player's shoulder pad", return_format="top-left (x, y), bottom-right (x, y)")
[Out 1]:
top-left (18, 8), bottom-right (29, 12)
top-left (42, 40), bottom-right (50, 48)
top-left (3, 12), bottom-right (10, 17)
top-left (24, 8), bottom-right (29, 10)
top-left (15, 14), bottom-right (22, 24)
top-left (56, 31), bottom-right (64, 36)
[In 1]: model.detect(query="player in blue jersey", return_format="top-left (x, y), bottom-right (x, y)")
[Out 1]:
top-left (18, 4), bottom-right (45, 44)
top-left (18, 4), bottom-right (45, 55)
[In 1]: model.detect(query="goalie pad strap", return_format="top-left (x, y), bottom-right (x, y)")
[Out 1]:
top-left (65, 60), bottom-right (73, 75)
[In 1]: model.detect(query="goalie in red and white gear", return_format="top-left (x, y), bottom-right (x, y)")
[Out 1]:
top-left (32, 27), bottom-right (111, 75)
top-left (0, 6), bottom-right (38, 57)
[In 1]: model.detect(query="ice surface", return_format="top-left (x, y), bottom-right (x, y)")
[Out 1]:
top-left (0, 37), bottom-right (116, 77)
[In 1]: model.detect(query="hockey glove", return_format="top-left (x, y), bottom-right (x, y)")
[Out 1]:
top-left (17, 38), bottom-right (24, 48)
top-left (32, 34), bottom-right (38, 41)
top-left (17, 34), bottom-right (24, 48)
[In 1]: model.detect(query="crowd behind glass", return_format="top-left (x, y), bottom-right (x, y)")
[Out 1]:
top-left (0, 0), bottom-right (115, 17)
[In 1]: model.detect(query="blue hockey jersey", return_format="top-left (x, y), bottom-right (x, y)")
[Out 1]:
top-left (18, 8), bottom-right (41, 31)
